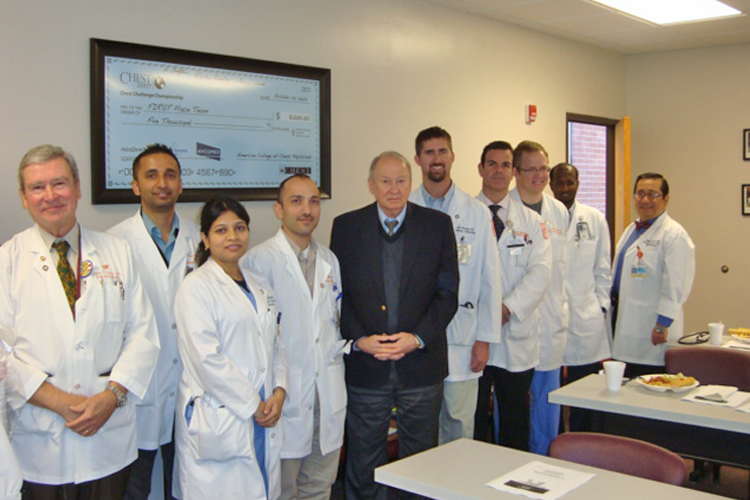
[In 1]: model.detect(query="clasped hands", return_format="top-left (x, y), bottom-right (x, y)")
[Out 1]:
top-left (356, 332), bottom-right (419, 361)
top-left (54, 383), bottom-right (125, 438)
top-left (254, 387), bottom-right (286, 428)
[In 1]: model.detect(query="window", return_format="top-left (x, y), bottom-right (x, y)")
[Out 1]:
top-left (566, 113), bottom-right (619, 245)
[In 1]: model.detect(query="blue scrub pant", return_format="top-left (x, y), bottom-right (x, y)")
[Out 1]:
top-left (529, 368), bottom-right (560, 455)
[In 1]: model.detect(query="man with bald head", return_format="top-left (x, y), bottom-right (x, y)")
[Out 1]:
top-left (331, 152), bottom-right (458, 500)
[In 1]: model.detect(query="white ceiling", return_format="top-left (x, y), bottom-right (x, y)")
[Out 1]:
top-left (422, 0), bottom-right (750, 53)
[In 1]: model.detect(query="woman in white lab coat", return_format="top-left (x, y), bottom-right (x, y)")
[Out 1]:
top-left (173, 196), bottom-right (287, 500)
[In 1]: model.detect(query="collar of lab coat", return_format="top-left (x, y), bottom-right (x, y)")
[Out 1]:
top-left (270, 228), bottom-right (331, 302)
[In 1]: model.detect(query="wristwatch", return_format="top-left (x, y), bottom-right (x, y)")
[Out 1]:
top-left (655, 324), bottom-right (667, 334)
top-left (107, 385), bottom-right (128, 408)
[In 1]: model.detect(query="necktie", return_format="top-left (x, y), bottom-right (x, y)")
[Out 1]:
top-left (634, 219), bottom-right (652, 232)
top-left (385, 218), bottom-right (398, 236)
top-left (489, 205), bottom-right (505, 241)
top-left (52, 239), bottom-right (77, 316)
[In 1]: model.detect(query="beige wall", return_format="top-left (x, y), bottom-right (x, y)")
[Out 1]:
top-left (627, 43), bottom-right (750, 331)
top-left (0, 0), bottom-right (626, 246)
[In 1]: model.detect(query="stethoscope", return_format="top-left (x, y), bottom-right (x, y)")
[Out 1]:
top-left (677, 331), bottom-right (709, 345)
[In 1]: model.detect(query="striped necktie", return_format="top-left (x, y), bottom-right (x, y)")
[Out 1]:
top-left (52, 239), bottom-right (77, 316)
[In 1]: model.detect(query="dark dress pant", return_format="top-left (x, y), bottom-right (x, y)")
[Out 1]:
top-left (22, 465), bottom-right (131, 500)
top-left (123, 441), bottom-right (177, 500)
top-left (474, 365), bottom-right (534, 451)
top-left (345, 379), bottom-right (442, 500)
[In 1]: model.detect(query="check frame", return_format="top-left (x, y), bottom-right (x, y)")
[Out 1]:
top-left (90, 38), bottom-right (332, 204)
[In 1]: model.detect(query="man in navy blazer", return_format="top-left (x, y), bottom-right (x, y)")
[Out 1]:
top-left (331, 151), bottom-right (458, 500)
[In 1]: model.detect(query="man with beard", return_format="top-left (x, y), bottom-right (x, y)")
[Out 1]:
top-left (108, 143), bottom-right (200, 500)
top-left (409, 127), bottom-right (502, 444)
top-left (243, 174), bottom-right (347, 500)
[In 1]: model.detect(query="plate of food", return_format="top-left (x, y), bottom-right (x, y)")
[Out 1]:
top-left (637, 373), bottom-right (699, 393)
top-left (728, 327), bottom-right (750, 344)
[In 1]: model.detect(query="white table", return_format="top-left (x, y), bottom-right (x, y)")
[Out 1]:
top-left (549, 373), bottom-right (750, 468)
top-left (548, 373), bottom-right (750, 434)
top-left (375, 438), bottom-right (726, 500)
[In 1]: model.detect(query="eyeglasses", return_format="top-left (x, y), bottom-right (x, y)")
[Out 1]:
top-left (517, 166), bottom-right (550, 175)
top-left (634, 191), bottom-right (663, 200)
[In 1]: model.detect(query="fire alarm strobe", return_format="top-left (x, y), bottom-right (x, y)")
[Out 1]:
top-left (526, 104), bottom-right (537, 123)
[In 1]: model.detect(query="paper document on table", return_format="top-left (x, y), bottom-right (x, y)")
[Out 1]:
top-left (682, 385), bottom-right (749, 408)
top-left (485, 460), bottom-right (595, 499)
top-left (724, 340), bottom-right (750, 351)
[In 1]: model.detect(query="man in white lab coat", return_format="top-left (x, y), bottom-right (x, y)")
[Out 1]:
top-left (243, 174), bottom-right (347, 500)
top-left (1, 326), bottom-right (22, 500)
top-left (550, 163), bottom-right (611, 432)
top-left (474, 141), bottom-right (551, 451)
top-left (510, 141), bottom-right (568, 456)
top-left (0, 145), bottom-right (159, 499)
top-left (410, 127), bottom-right (502, 444)
top-left (108, 144), bottom-right (200, 500)
top-left (612, 173), bottom-right (695, 378)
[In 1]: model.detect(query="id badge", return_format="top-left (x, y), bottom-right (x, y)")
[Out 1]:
top-left (631, 266), bottom-right (647, 281)
top-left (576, 221), bottom-right (592, 240)
top-left (457, 243), bottom-right (472, 264)
top-left (507, 236), bottom-right (525, 256)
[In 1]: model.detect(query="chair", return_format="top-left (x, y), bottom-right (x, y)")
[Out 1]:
top-left (665, 346), bottom-right (750, 483)
top-left (665, 346), bottom-right (750, 391)
top-left (549, 432), bottom-right (687, 486)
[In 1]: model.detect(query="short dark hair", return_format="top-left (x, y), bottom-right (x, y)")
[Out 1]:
top-left (132, 143), bottom-right (181, 179)
top-left (513, 140), bottom-right (548, 169)
top-left (195, 196), bottom-right (250, 267)
top-left (480, 141), bottom-right (514, 165)
top-left (634, 172), bottom-right (669, 196)
top-left (277, 174), bottom-right (313, 203)
top-left (549, 162), bottom-right (579, 182)
top-left (415, 126), bottom-right (452, 155)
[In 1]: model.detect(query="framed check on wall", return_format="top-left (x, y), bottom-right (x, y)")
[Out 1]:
top-left (90, 38), bottom-right (331, 204)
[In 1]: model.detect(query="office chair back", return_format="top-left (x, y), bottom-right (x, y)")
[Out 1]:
top-left (549, 432), bottom-right (687, 486)
top-left (665, 346), bottom-right (750, 391)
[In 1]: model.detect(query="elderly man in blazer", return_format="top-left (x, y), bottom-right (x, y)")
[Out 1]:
top-left (331, 151), bottom-right (458, 500)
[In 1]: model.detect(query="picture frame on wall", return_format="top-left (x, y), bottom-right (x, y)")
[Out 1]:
top-left (90, 38), bottom-right (331, 204)
top-left (743, 184), bottom-right (750, 216)
top-left (744, 129), bottom-right (750, 161)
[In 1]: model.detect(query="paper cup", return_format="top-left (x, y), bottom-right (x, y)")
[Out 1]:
top-left (603, 361), bottom-right (626, 391)
top-left (708, 322), bottom-right (724, 345)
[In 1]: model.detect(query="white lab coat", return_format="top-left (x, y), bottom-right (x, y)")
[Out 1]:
top-left (612, 212), bottom-right (695, 365)
top-left (108, 210), bottom-right (200, 449)
top-left (478, 193), bottom-right (551, 372)
top-left (562, 202), bottom-right (612, 366)
top-left (1, 350), bottom-right (22, 500)
top-left (174, 258), bottom-right (288, 500)
top-left (243, 230), bottom-right (347, 459)
top-left (510, 190), bottom-right (568, 371)
top-left (0, 225), bottom-right (160, 484)
top-left (0, 429), bottom-right (20, 500)
top-left (411, 186), bottom-right (503, 381)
